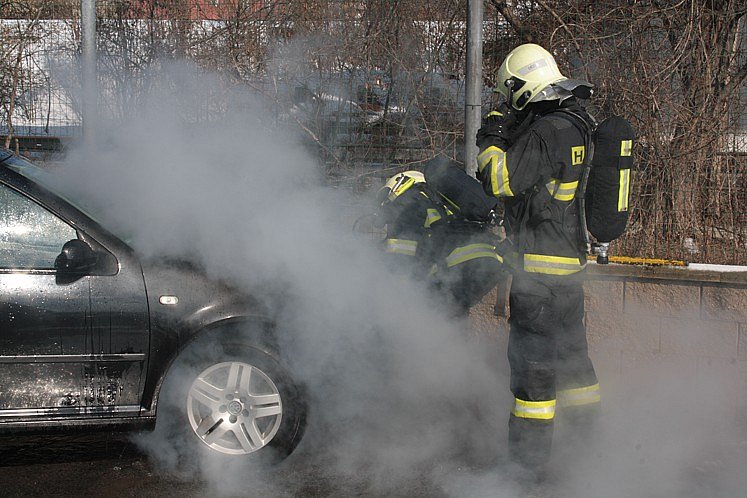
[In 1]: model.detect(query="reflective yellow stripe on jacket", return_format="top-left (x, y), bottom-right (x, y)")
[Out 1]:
top-left (545, 178), bottom-right (579, 202)
top-left (558, 383), bottom-right (601, 407)
top-left (477, 146), bottom-right (513, 197)
top-left (512, 398), bottom-right (556, 420)
top-left (424, 208), bottom-right (442, 228)
top-left (524, 254), bottom-right (586, 275)
top-left (445, 243), bottom-right (503, 267)
top-left (385, 238), bottom-right (417, 256)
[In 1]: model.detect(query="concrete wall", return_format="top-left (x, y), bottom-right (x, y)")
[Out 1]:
top-left (468, 263), bottom-right (747, 421)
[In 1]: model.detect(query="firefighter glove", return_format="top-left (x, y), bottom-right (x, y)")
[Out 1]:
top-left (476, 110), bottom-right (514, 150)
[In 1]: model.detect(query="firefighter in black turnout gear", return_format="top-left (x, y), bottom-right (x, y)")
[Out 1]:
top-left (375, 160), bottom-right (505, 316)
top-left (476, 44), bottom-right (601, 473)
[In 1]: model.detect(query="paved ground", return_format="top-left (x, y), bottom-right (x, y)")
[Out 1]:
top-left (0, 433), bottom-right (196, 497)
top-left (0, 428), bottom-right (747, 498)
top-left (0, 433), bottom-right (517, 498)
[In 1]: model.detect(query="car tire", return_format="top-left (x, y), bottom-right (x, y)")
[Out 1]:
top-left (155, 339), bottom-right (306, 467)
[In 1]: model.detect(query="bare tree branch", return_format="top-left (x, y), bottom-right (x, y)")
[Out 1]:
top-left (488, 0), bottom-right (534, 42)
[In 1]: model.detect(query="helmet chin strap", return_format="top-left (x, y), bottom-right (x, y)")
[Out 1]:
top-left (504, 78), bottom-right (516, 111)
top-left (505, 77), bottom-right (534, 111)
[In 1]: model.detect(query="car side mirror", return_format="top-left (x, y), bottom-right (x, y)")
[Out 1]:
top-left (54, 239), bottom-right (98, 274)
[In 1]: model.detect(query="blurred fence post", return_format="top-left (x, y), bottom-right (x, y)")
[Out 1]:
top-left (464, 0), bottom-right (483, 176)
top-left (81, 0), bottom-right (96, 148)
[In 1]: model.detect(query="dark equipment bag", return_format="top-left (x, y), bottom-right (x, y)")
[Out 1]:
top-left (423, 157), bottom-right (497, 222)
top-left (583, 116), bottom-right (635, 243)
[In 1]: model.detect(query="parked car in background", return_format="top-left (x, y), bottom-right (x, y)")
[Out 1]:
top-left (0, 148), bottom-right (306, 462)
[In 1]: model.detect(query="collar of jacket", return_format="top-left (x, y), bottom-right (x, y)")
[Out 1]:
top-left (538, 99), bottom-right (595, 132)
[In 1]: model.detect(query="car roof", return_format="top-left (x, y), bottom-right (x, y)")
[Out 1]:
top-left (0, 148), bottom-right (13, 163)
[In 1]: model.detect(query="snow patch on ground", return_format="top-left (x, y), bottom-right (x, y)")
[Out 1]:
top-left (683, 263), bottom-right (747, 273)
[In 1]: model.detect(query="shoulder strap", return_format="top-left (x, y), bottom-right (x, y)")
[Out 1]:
top-left (414, 182), bottom-right (452, 225)
top-left (549, 109), bottom-right (596, 252)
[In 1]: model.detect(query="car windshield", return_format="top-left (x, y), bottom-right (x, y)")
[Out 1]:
top-left (0, 151), bottom-right (132, 244)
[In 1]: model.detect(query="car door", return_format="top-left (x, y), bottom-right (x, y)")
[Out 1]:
top-left (0, 181), bottom-right (148, 419)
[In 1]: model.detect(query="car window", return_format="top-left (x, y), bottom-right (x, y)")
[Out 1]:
top-left (2, 153), bottom-right (133, 245)
top-left (2, 154), bottom-right (98, 220)
top-left (0, 183), bottom-right (76, 270)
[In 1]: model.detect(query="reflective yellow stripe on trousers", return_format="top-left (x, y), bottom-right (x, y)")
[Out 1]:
top-left (385, 238), bottom-right (417, 256)
top-left (512, 398), bottom-right (556, 420)
top-left (445, 243), bottom-right (503, 267)
top-left (558, 383), bottom-right (601, 407)
top-left (523, 254), bottom-right (586, 275)
top-left (545, 178), bottom-right (579, 202)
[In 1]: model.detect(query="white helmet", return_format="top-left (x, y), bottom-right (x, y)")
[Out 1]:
top-left (495, 43), bottom-right (593, 110)
top-left (376, 170), bottom-right (425, 206)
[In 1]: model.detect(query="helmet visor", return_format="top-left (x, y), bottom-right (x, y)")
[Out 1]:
top-left (553, 78), bottom-right (593, 99)
top-left (528, 78), bottom-right (593, 105)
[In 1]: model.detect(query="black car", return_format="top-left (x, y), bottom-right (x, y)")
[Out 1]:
top-left (0, 148), bottom-right (306, 462)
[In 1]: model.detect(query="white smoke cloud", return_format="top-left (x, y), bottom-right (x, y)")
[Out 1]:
top-left (52, 60), bottom-right (513, 495)
top-left (46, 58), bottom-right (747, 497)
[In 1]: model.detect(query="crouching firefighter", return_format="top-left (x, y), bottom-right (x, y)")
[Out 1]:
top-left (476, 44), bottom-right (603, 474)
top-left (375, 159), bottom-right (506, 316)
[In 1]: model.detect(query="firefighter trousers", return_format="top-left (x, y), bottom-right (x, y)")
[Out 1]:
top-left (431, 253), bottom-right (505, 316)
top-left (506, 272), bottom-right (600, 469)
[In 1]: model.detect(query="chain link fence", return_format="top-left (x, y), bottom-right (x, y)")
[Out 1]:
top-left (1, 1), bottom-right (746, 264)
top-left (1, 1), bottom-right (468, 172)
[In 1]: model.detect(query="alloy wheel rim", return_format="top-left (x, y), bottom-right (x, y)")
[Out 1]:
top-left (186, 361), bottom-right (283, 455)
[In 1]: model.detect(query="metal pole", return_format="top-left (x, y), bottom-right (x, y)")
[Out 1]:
top-left (81, 0), bottom-right (96, 149)
top-left (464, 0), bottom-right (483, 177)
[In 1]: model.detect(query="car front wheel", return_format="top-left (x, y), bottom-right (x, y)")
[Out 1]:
top-left (187, 359), bottom-right (284, 455)
top-left (154, 341), bottom-right (306, 467)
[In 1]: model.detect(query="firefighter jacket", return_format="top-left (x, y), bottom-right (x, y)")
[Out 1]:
top-left (477, 100), bottom-right (594, 276)
top-left (379, 182), bottom-right (502, 278)
top-left (380, 186), bottom-right (444, 275)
